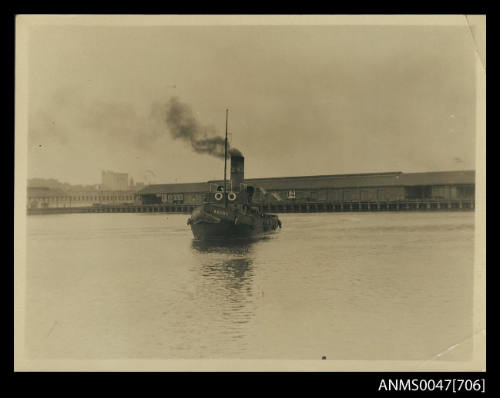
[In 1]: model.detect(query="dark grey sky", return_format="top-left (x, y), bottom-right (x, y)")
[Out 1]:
top-left (27, 24), bottom-right (477, 185)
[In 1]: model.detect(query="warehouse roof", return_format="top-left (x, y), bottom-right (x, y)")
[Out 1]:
top-left (27, 187), bottom-right (67, 197)
top-left (138, 170), bottom-right (475, 194)
top-left (396, 170), bottom-right (475, 187)
top-left (211, 170), bottom-right (475, 190)
top-left (138, 182), bottom-right (208, 194)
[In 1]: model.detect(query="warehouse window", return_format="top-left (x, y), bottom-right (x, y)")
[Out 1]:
top-left (360, 189), bottom-right (377, 201)
top-left (167, 193), bottom-right (184, 203)
top-left (456, 185), bottom-right (475, 199)
top-left (405, 186), bottom-right (432, 199)
top-left (317, 190), bottom-right (327, 201)
top-left (343, 189), bottom-right (360, 201)
top-left (431, 186), bottom-right (449, 200)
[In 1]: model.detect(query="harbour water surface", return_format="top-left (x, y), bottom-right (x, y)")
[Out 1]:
top-left (25, 212), bottom-right (474, 360)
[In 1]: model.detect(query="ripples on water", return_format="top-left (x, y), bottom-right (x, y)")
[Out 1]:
top-left (25, 212), bottom-right (474, 360)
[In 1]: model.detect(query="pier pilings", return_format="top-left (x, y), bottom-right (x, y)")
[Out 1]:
top-left (27, 200), bottom-right (475, 216)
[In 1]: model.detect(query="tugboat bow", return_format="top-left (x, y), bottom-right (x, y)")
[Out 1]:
top-left (187, 109), bottom-right (282, 241)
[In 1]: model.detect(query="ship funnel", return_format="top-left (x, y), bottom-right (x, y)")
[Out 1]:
top-left (230, 155), bottom-right (244, 191)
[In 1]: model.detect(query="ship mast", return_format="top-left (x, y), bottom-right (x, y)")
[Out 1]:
top-left (224, 109), bottom-right (228, 208)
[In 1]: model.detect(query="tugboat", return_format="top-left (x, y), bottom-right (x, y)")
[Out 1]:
top-left (187, 110), bottom-right (282, 241)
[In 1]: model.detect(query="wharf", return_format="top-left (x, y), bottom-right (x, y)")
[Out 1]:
top-left (27, 199), bottom-right (475, 215)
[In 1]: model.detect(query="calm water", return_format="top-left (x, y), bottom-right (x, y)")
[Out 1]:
top-left (25, 212), bottom-right (474, 360)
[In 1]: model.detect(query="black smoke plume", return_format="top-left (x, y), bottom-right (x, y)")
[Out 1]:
top-left (164, 97), bottom-right (242, 159)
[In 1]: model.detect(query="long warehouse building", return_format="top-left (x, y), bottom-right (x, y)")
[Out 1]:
top-left (137, 170), bottom-right (475, 211)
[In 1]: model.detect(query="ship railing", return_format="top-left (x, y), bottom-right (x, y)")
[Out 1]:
top-left (208, 182), bottom-right (231, 193)
top-left (209, 181), bottom-right (251, 193)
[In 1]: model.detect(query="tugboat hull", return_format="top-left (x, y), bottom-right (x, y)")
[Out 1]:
top-left (188, 203), bottom-right (281, 241)
top-left (190, 220), bottom-right (258, 241)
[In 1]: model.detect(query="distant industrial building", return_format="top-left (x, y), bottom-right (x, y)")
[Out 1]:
top-left (27, 186), bottom-right (137, 209)
top-left (101, 170), bottom-right (129, 191)
top-left (128, 177), bottom-right (145, 191)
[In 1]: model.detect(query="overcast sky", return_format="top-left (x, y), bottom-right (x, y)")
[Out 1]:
top-left (26, 23), bottom-right (477, 185)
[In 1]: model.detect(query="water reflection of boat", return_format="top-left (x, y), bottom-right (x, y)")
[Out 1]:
top-left (192, 239), bottom-right (256, 323)
top-left (202, 257), bottom-right (253, 292)
top-left (191, 236), bottom-right (270, 254)
top-left (191, 237), bottom-right (263, 293)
